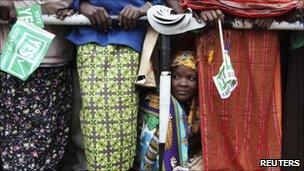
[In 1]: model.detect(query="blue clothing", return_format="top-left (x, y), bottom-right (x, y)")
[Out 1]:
top-left (67, 0), bottom-right (163, 52)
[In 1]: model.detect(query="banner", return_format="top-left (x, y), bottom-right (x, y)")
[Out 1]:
top-left (15, 4), bottom-right (44, 28)
top-left (213, 50), bottom-right (238, 99)
top-left (0, 19), bottom-right (54, 80)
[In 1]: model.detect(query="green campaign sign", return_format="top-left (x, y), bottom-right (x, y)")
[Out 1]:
top-left (15, 4), bottom-right (44, 28)
top-left (213, 50), bottom-right (238, 99)
top-left (0, 19), bottom-right (54, 81)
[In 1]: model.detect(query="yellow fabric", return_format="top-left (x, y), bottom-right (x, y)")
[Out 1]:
top-left (172, 51), bottom-right (197, 71)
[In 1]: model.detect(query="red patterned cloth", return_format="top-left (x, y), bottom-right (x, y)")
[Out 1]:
top-left (196, 29), bottom-right (282, 170)
top-left (180, 0), bottom-right (299, 18)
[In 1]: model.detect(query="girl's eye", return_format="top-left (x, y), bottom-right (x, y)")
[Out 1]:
top-left (188, 76), bottom-right (197, 81)
top-left (172, 74), bottom-right (180, 79)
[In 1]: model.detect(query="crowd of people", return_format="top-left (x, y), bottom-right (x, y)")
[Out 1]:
top-left (0, 0), bottom-right (303, 170)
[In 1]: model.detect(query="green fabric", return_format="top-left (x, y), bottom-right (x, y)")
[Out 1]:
top-left (77, 44), bottom-right (139, 170)
top-left (290, 31), bottom-right (304, 51)
top-left (144, 114), bottom-right (159, 131)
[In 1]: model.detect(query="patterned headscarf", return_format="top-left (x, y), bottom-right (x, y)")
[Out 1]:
top-left (172, 51), bottom-right (197, 71)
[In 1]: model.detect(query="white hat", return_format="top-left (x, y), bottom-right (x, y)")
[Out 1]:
top-left (147, 5), bottom-right (206, 35)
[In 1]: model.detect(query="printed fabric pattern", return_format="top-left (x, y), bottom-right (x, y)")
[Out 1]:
top-left (77, 44), bottom-right (140, 170)
top-left (138, 93), bottom-right (189, 171)
top-left (0, 65), bottom-right (73, 170)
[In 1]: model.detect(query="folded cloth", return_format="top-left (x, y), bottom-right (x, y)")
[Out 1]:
top-left (180, 0), bottom-right (299, 18)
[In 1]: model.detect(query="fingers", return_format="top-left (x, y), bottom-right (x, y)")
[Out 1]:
top-left (118, 7), bottom-right (126, 26)
top-left (122, 7), bottom-right (131, 29)
top-left (94, 9), bottom-right (110, 32)
top-left (56, 9), bottom-right (67, 20)
top-left (253, 19), bottom-right (261, 29)
top-left (87, 13), bottom-right (98, 30)
top-left (200, 11), bottom-right (215, 25)
top-left (200, 10), bottom-right (224, 26)
top-left (94, 11), bottom-right (105, 31)
top-left (209, 10), bottom-right (218, 22)
top-left (102, 9), bottom-right (112, 31)
top-left (264, 20), bottom-right (273, 28)
top-left (56, 9), bottom-right (75, 20)
top-left (215, 10), bottom-right (224, 21)
top-left (119, 5), bottom-right (140, 30)
top-left (192, 12), bottom-right (202, 23)
top-left (131, 10), bottom-right (139, 29)
top-left (67, 9), bottom-right (75, 16)
top-left (253, 18), bottom-right (274, 29)
top-left (205, 12), bottom-right (214, 22)
top-left (80, 2), bottom-right (111, 32)
top-left (200, 12), bottom-right (208, 22)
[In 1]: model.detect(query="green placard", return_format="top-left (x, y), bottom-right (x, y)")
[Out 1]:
top-left (213, 50), bottom-right (238, 99)
top-left (0, 19), bottom-right (54, 81)
top-left (16, 4), bottom-right (44, 28)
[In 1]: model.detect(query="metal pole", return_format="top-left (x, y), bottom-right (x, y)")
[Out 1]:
top-left (40, 14), bottom-right (304, 30)
top-left (42, 14), bottom-right (147, 25)
top-left (1, 14), bottom-right (304, 30)
top-left (158, 34), bottom-right (171, 170)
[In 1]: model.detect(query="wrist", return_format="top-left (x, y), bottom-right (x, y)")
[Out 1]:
top-left (80, 1), bottom-right (90, 12)
top-left (139, 2), bottom-right (152, 16)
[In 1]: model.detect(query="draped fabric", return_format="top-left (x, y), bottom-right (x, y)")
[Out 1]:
top-left (0, 65), bottom-right (72, 170)
top-left (77, 44), bottom-right (140, 170)
top-left (180, 0), bottom-right (299, 18)
top-left (196, 29), bottom-right (282, 170)
top-left (137, 93), bottom-right (189, 171)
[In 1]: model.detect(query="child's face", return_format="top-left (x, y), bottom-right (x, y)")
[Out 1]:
top-left (171, 65), bottom-right (198, 103)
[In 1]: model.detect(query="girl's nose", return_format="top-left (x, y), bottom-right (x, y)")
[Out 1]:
top-left (179, 78), bottom-right (188, 87)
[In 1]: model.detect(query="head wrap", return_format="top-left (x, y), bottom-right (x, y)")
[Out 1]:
top-left (172, 51), bottom-right (197, 71)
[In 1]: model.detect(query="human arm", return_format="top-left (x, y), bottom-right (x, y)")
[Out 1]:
top-left (166, 0), bottom-right (224, 25)
top-left (1, 0), bottom-right (73, 22)
top-left (252, 18), bottom-right (274, 29)
top-left (118, 0), bottom-right (164, 30)
top-left (166, 0), bottom-right (185, 14)
top-left (0, 1), bottom-right (15, 21)
top-left (79, 1), bottom-right (112, 32)
top-left (118, 2), bottom-right (150, 30)
top-left (13, 0), bottom-right (72, 14)
top-left (56, 8), bottom-right (75, 20)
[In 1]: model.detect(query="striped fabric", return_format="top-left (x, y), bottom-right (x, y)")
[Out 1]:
top-left (143, 130), bottom-right (159, 171)
top-left (180, 0), bottom-right (299, 18)
top-left (196, 29), bottom-right (282, 170)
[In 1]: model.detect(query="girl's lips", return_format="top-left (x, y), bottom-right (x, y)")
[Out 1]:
top-left (177, 90), bottom-right (188, 95)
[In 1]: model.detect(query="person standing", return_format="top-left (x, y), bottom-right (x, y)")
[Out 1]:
top-left (67, 0), bottom-right (163, 170)
top-left (0, 1), bottom-right (75, 170)
top-left (166, 0), bottom-right (298, 170)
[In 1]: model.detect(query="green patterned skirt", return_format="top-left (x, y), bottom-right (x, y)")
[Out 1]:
top-left (77, 44), bottom-right (139, 170)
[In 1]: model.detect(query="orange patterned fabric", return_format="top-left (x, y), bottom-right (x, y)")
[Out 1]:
top-left (196, 29), bottom-right (282, 170)
top-left (180, 0), bottom-right (299, 18)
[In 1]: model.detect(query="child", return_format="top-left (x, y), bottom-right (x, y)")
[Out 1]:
top-left (137, 51), bottom-right (201, 170)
